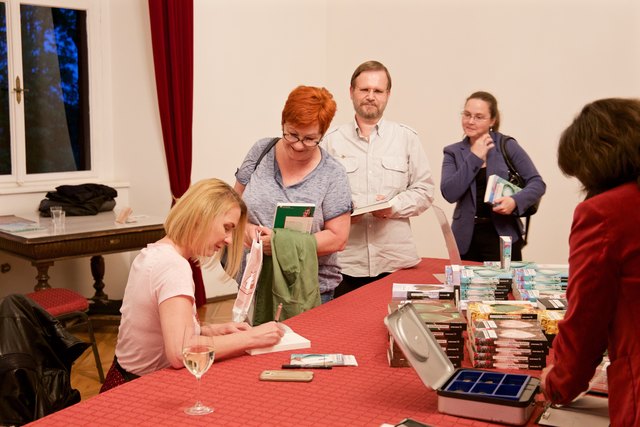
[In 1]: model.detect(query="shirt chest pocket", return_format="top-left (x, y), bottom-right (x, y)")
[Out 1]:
top-left (336, 156), bottom-right (365, 194)
top-left (337, 156), bottom-right (358, 174)
top-left (381, 156), bottom-right (409, 189)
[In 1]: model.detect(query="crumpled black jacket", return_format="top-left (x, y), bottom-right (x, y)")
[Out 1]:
top-left (0, 294), bottom-right (89, 426)
top-left (39, 183), bottom-right (118, 216)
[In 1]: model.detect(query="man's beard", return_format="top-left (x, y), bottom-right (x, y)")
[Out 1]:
top-left (356, 102), bottom-right (383, 120)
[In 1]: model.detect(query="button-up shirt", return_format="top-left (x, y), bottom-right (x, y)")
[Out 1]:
top-left (322, 118), bottom-right (434, 277)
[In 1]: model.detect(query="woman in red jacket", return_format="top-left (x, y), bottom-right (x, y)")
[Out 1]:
top-left (541, 98), bottom-right (640, 426)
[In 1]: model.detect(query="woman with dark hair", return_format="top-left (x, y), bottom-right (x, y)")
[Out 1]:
top-left (542, 98), bottom-right (640, 426)
top-left (441, 91), bottom-right (545, 261)
top-left (234, 86), bottom-right (352, 317)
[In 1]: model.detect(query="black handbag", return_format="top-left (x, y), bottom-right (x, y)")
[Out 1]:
top-left (500, 135), bottom-right (540, 217)
top-left (500, 135), bottom-right (541, 246)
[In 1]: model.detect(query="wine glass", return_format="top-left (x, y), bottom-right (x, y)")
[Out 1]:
top-left (182, 328), bottom-right (215, 415)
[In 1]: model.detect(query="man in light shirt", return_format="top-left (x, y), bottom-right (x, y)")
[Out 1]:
top-left (322, 60), bottom-right (434, 297)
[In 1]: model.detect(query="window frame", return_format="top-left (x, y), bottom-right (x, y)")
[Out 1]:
top-left (0, 0), bottom-right (108, 189)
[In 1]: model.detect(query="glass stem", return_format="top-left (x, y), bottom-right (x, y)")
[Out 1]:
top-left (195, 376), bottom-right (202, 407)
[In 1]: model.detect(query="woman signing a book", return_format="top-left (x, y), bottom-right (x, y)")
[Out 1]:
top-left (234, 86), bottom-right (352, 322)
top-left (100, 179), bottom-right (284, 392)
top-left (541, 98), bottom-right (640, 426)
top-left (440, 91), bottom-right (545, 262)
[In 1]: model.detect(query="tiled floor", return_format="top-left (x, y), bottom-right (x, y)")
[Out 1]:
top-left (70, 298), bottom-right (235, 400)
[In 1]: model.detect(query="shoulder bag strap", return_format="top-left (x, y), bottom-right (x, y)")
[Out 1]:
top-left (500, 134), bottom-right (522, 185)
top-left (500, 134), bottom-right (531, 245)
top-left (253, 137), bottom-right (280, 173)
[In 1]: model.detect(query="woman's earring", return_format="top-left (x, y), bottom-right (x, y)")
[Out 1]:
top-left (490, 127), bottom-right (494, 132)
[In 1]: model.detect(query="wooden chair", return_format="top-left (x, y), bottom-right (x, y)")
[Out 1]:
top-left (26, 288), bottom-right (105, 383)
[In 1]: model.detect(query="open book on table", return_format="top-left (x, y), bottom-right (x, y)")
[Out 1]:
top-left (273, 203), bottom-right (315, 233)
top-left (246, 324), bottom-right (310, 355)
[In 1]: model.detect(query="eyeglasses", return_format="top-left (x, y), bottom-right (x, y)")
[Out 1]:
top-left (282, 132), bottom-right (322, 147)
top-left (461, 111), bottom-right (490, 122)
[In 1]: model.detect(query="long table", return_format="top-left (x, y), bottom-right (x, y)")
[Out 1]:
top-left (28, 258), bottom-right (547, 426)
top-left (0, 212), bottom-right (165, 314)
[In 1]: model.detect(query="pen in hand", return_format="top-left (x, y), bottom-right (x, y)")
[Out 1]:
top-left (275, 302), bottom-right (283, 322)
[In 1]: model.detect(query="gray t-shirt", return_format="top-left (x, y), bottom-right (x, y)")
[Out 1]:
top-left (236, 137), bottom-right (352, 292)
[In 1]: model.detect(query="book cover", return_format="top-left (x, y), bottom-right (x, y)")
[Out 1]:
top-left (273, 203), bottom-right (315, 233)
top-left (466, 301), bottom-right (538, 323)
top-left (388, 299), bottom-right (458, 313)
top-left (469, 326), bottom-right (549, 350)
top-left (289, 353), bottom-right (358, 367)
top-left (536, 297), bottom-right (568, 310)
top-left (351, 200), bottom-right (392, 216)
top-left (484, 174), bottom-right (522, 205)
top-left (0, 215), bottom-right (45, 233)
top-left (391, 283), bottom-right (455, 300)
top-left (246, 324), bottom-right (310, 355)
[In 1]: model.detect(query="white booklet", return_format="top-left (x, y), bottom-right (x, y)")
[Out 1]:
top-left (246, 324), bottom-right (310, 356)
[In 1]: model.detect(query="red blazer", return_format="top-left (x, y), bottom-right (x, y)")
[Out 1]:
top-left (544, 182), bottom-right (640, 426)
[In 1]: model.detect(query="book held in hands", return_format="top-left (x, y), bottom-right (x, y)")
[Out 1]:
top-left (351, 200), bottom-right (392, 216)
top-left (484, 174), bottom-right (521, 205)
top-left (273, 203), bottom-right (315, 233)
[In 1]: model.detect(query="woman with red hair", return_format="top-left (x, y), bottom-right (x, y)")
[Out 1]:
top-left (234, 86), bottom-right (352, 323)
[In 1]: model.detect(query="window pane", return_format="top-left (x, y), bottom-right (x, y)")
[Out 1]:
top-left (21, 5), bottom-right (90, 174)
top-left (0, 3), bottom-right (10, 175)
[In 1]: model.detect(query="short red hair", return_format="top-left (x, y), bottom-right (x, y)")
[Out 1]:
top-left (281, 86), bottom-right (337, 135)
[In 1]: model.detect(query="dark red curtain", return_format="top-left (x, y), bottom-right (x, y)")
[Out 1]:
top-left (148, 0), bottom-right (205, 307)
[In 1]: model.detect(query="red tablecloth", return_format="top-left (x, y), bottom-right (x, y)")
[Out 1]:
top-left (29, 258), bottom-right (547, 426)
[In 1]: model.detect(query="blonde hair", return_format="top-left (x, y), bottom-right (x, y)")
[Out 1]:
top-left (164, 178), bottom-right (247, 277)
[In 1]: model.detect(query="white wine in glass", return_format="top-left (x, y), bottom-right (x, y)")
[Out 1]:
top-left (182, 331), bottom-right (215, 415)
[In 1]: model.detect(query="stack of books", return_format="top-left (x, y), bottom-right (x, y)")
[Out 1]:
top-left (538, 309), bottom-right (566, 344)
top-left (459, 267), bottom-right (512, 302)
top-left (466, 300), bottom-right (538, 324)
top-left (386, 300), bottom-right (466, 368)
top-left (467, 319), bottom-right (549, 370)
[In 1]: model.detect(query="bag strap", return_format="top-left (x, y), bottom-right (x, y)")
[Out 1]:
top-left (500, 134), bottom-right (531, 245)
top-left (253, 137), bottom-right (280, 173)
top-left (500, 134), bottom-right (523, 185)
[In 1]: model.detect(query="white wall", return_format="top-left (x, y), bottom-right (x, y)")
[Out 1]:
top-left (2, 0), bottom-right (640, 299)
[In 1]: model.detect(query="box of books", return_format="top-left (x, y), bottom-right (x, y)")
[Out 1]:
top-left (385, 303), bottom-right (540, 425)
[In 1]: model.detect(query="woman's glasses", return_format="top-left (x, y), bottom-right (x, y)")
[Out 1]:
top-left (282, 132), bottom-right (322, 147)
top-left (461, 111), bottom-right (489, 122)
